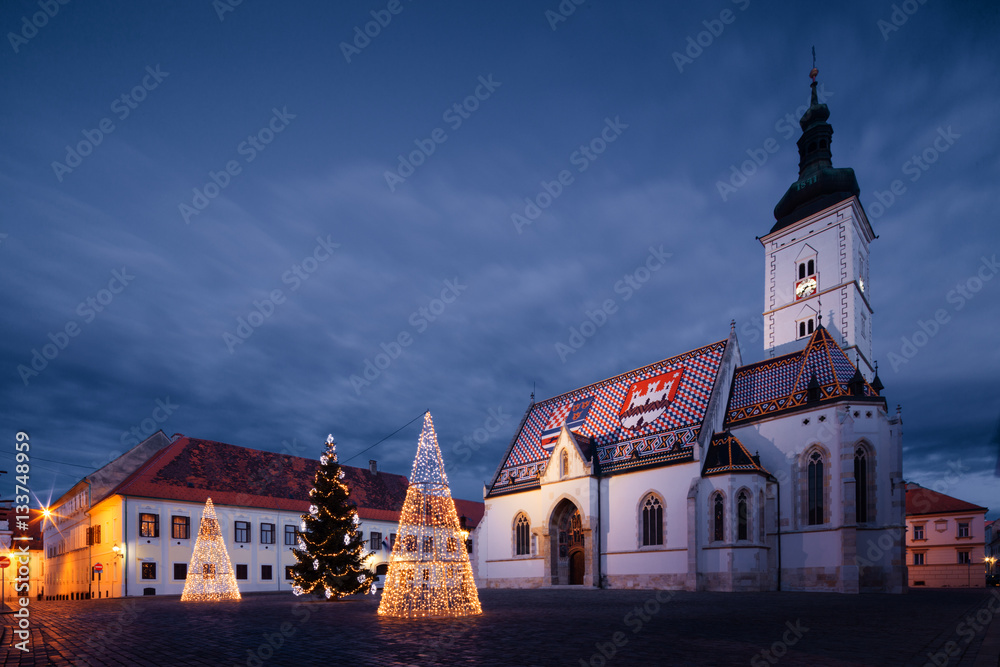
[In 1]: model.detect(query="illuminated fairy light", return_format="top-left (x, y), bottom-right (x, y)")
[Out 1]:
top-left (291, 434), bottom-right (376, 599)
top-left (378, 412), bottom-right (482, 618)
top-left (181, 497), bottom-right (242, 602)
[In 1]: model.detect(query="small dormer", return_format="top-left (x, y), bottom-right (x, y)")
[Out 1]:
top-left (540, 426), bottom-right (592, 485)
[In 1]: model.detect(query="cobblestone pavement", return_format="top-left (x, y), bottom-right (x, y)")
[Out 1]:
top-left (1, 587), bottom-right (998, 666)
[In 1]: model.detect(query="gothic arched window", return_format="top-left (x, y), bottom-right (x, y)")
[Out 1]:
top-left (854, 445), bottom-right (873, 524)
top-left (737, 490), bottom-right (749, 541)
top-left (514, 513), bottom-right (530, 556)
top-left (641, 495), bottom-right (663, 546)
top-left (712, 493), bottom-right (725, 542)
top-left (808, 450), bottom-right (825, 525)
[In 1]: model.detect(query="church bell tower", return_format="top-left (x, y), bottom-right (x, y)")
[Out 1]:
top-left (759, 67), bottom-right (876, 378)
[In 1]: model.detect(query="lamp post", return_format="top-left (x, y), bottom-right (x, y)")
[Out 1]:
top-left (112, 543), bottom-right (125, 597)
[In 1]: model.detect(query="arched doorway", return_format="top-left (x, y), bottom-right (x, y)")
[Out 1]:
top-left (549, 499), bottom-right (585, 585)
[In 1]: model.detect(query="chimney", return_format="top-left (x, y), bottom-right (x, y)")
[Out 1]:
top-left (369, 459), bottom-right (377, 475)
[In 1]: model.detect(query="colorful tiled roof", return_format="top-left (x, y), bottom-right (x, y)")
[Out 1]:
top-left (727, 326), bottom-right (880, 425)
top-left (905, 483), bottom-right (988, 517)
top-left (107, 436), bottom-right (483, 527)
top-left (489, 340), bottom-right (729, 496)
top-left (701, 432), bottom-right (769, 477)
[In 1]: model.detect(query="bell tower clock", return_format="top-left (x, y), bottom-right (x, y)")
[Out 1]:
top-left (759, 68), bottom-right (876, 377)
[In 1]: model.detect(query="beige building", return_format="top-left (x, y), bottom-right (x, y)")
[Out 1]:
top-left (906, 482), bottom-right (987, 588)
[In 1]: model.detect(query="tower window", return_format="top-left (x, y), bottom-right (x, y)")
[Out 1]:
top-left (797, 318), bottom-right (815, 339)
top-left (797, 259), bottom-right (816, 280)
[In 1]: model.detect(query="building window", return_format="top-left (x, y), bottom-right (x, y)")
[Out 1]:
top-left (94, 525), bottom-right (101, 544)
top-left (390, 533), bottom-right (397, 550)
top-left (284, 525), bottom-right (297, 546)
top-left (737, 491), bottom-right (749, 541)
top-left (140, 513), bottom-right (159, 538)
top-left (854, 446), bottom-right (870, 524)
top-left (422, 536), bottom-right (434, 553)
top-left (234, 521), bottom-right (250, 543)
top-left (561, 451), bottom-right (569, 478)
top-left (261, 565), bottom-right (273, 580)
top-left (807, 450), bottom-right (824, 525)
top-left (712, 493), bottom-right (724, 542)
top-left (370, 531), bottom-right (382, 551)
top-left (958, 551), bottom-right (972, 565)
top-left (641, 495), bottom-right (663, 546)
top-left (446, 537), bottom-right (458, 552)
top-left (260, 523), bottom-right (275, 544)
top-left (172, 516), bottom-right (190, 540)
top-left (798, 317), bottom-right (816, 339)
top-left (403, 535), bottom-right (416, 552)
top-left (203, 563), bottom-right (216, 579)
top-left (141, 562), bottom-right (156, 580)
top-left (285, 566), bottom-right (294, 580)
top-left (173, 563), bottom-right (187, 580)
top-left (958, 522), bottom-right (970, 538)
top-left (798, 258), bottom-right (815, 279)
top-left (913, 524), bottom-right (925, 540)
top-left (759, 489), bottom-right (766, 542)
top-left (235, 564), bottom-right (248, 580)
top-left (514, 513), bottom-right (531, 555)
top-left (913, 552), bottom-right (924, 566)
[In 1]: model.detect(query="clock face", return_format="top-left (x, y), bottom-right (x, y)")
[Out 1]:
top-left (795, 277), bottom-right (817, 300)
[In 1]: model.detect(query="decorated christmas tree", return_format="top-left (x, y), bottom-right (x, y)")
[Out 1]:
top-left (290, 434), bottom-right (375, 599)
top-left (181, 497), bottom-right (241, 602)
top-left (378, 412), bottom-right (482, 618)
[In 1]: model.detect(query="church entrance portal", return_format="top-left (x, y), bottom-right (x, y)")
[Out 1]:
top-left (549, 499), bottom-right (585, 585)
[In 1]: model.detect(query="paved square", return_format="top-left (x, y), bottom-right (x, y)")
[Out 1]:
top-left (2, 588), bottom-right (999, 666)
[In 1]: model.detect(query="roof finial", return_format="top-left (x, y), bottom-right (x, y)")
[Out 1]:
top-left (810, 46), bottom-right (818, 82)
top-left (730, 319), bottom-right (736, 332)
top-left (530, 382), bottom-right (535, 403)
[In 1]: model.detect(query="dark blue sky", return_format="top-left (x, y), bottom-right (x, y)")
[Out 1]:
top-left (2, 1), bottom-right (998, 517)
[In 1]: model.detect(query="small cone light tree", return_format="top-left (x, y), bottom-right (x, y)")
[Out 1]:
top-left (290, 434), bottom-right (376, 599)
top-left (181, 497), bottom-right (242, 602)
top-left (378, 412), bottom-right (482, 618)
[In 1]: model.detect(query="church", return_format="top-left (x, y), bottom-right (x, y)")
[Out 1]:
top-left (473, 71), bottom-right (906, 594)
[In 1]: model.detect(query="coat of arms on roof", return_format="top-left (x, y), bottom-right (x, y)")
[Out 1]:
top-left (618, 369), bottom-right (683, 431)
top-left (539, 396), bottom-right (594, 450)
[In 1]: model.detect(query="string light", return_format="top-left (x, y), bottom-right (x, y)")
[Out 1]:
top-left (378, 412), bottom-right (482, 618)
top-left (290, 434), bottom-right (376, 599)
top-left (181, 498), bottom-right (242, 602)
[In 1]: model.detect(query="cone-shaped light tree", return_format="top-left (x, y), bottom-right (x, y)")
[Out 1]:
top-left (290, 434), bottom-right (376, 599)
top-left (181, 497), bottom-right (242, 602)
top-left (378, 412), bottom-right (482, 617)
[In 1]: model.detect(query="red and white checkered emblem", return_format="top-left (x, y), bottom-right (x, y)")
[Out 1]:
top-left (618, 369), bottom-right (683, 431)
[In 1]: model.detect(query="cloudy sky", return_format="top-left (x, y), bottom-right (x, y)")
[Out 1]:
top-left (2, 1), bottom-right (998, 517)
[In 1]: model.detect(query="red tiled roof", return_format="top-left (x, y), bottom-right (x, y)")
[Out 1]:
top-left (905, 482), bottom-right (988, 516)
top-left (109, 436), bottom-right (409, 515)
top-left (105, 435), bottom-right (484, 527)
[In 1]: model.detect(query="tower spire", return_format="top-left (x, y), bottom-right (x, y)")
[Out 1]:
top-left (771, 57), bottom-right (861, 232)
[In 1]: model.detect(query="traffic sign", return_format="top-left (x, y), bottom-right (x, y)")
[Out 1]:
top-left (0, 557), bottom-right (10, 569)
top-left (93, 563), bottom-right (103, 573)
